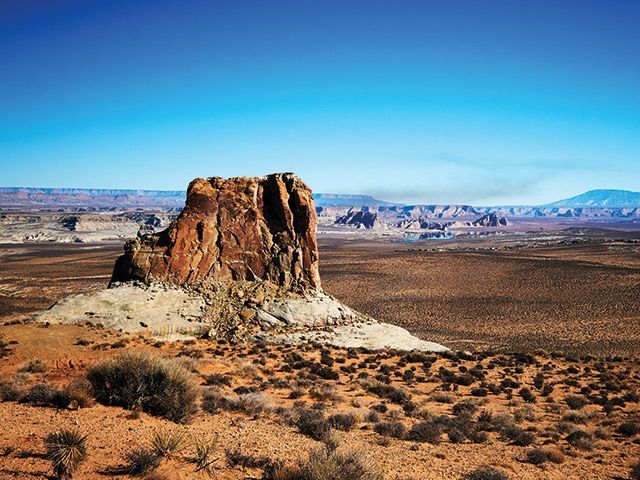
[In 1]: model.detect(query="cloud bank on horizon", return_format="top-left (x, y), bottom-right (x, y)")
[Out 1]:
top-left (0, 0), bottom-right (638, 205)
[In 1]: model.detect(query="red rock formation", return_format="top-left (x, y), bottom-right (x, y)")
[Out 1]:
top-left (111, 173), bottom-right (321, 290)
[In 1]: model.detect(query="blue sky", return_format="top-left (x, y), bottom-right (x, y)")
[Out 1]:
top-left (1, 0), bottom-right (638, 205)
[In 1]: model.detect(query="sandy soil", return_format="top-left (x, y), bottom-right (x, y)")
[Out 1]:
top-left (0, 324), bottom-right (638, 479)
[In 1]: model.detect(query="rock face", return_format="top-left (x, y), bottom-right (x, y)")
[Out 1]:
top-left (335, 208), bottom-right (380, 229)
top-left (111, 173), bottom-right (321, 290)
top-left (472, 213), bottom-right (508, 227)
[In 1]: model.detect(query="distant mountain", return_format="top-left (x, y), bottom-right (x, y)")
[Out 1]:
top-left (0, 187), bottom-right (184, 198)
top-left (0, 187), bottom-right (185, 208)
top-left (547, 189), bottom-right (640, 208)
top-left (312, 193), bottom-right (400, 207)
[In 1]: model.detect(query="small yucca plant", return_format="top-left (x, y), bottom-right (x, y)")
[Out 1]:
top-left (150, 430), bottom-right (185, 459)
top-left (45, 429), bottom-right (88, 479)
top-left (192, 434), bottom-right (218, 474)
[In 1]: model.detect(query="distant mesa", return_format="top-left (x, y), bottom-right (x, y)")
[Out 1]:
top-left (313, 193), bottom-right (400, 207)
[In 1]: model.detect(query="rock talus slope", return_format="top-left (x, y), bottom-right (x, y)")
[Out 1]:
top-left (112, 173), bottom-right (320, 290)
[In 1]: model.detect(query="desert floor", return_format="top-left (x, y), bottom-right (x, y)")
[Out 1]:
top-left (0, 239), bottom-right (639, 479)
top-left (0, 324), bottom-right (639, 479)
top-left (2, 239), bottom-right (639, 357)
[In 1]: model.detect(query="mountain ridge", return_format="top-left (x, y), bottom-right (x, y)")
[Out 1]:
top-left (546, 189), bottom-right (640, 208)
top-left (1, 187), bottom-right (639, 209)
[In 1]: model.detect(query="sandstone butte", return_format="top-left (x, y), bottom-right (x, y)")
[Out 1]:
top-left (111, 173), bottom-right (321, 291)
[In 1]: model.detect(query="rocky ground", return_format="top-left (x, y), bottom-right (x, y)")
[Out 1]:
top-left (0, 323), bottom-right (639, 479)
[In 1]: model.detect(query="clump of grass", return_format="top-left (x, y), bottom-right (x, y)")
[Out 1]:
top-left (150, 430), bottom-right (185, 458)
top-left (45, 429), bottom-right (88, 479)
top-left (191, 434), bottom-right (218, 474)
top-left (86, 351), bottom-right (198, 422)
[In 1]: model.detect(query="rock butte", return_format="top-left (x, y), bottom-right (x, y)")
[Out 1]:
top-left (36, 173), bottom-right (447, 352)
top-left (111, 173), bottom-right (321, 291)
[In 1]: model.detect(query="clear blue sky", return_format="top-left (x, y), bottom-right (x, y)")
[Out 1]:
top-left (1, 0), bottom-right (638, 205)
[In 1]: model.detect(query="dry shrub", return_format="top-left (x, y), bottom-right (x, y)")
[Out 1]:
top-left (429, 392), bottom-right (454, 404)
top-left (566, 430), bottom-right (594, 451)
top-left (0, 376), bottom-right (23, 401)
top-left (19, 359), bottom-right (49, 373)
top-left (231, 392), bottom-right (270, 415)
top-left (60, 379), bottom-right (95, 409)
top-left (294, 408), bottom-right (331, 441)
top-left (87, 351), bottom-right (198, 422)
top-left (374, 421), bottom-right (406, 439)
top-left (125, 448), bottom-right (160, 476)
top-left (202, 389), bottom-right (269, 416)
top-left (618, 420), bottom-right (640, 437)
top-left (328, 412), bottom-right (358, 431)
top-left (309, 384), bottom-right (339, 402)
top-left (526, 448), bottom-right (548, 465)
top-left (542, 446), bottom-right (565, 464)
top-left (407, 420), bottom-right (443, 444)
top-left (464, 466), bottom-right (509, 480)
top-left (274, 444), bottom-right (384, 480)
top-left (19, 383), bottom-right (58, 406)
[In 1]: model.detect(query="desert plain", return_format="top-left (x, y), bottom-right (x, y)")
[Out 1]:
top-left (0, 231), bottom-right (639, 479)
